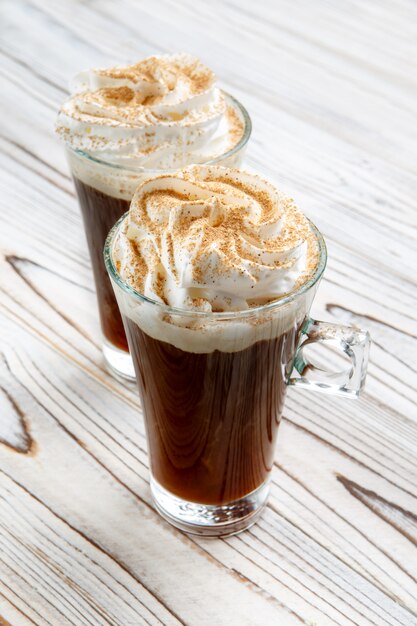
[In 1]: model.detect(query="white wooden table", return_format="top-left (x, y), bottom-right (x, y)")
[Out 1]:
top-left (1, 1), bottom-right (417, 624)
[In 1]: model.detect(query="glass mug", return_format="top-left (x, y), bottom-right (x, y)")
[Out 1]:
top-left (65, 94), bottom-right (251, 381)
top-left (104, 216), bottom-right (370, 536)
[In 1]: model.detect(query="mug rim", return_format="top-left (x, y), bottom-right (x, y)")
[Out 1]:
top-left (104, 213), bottom-right (328, 321)
top-left (65, 92), bottom-right (252, 174)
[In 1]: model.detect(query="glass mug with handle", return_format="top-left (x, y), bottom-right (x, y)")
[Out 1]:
top-left (104, 168), bottom-right (370, 537)
top-left (56, 54), bottom-right (252, 380)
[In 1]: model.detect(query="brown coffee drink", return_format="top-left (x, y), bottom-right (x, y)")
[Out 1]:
top-left (123, 317), bottom-right (302, 504)
top-left (73, 178), bottom-right (129, 352)
top-left (56, 55), bottom-right (250, 379)
top-left (106, 165), bottom-right (321, 534)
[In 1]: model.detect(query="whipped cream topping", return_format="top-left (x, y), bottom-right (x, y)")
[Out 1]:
top-left (56, 54), bottom-right (245, 169)
top-left (115, 166), bottom-right (319, 312)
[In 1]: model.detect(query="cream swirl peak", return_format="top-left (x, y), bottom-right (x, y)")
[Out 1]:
top-left (56, 54), bottom-right (245, 168)
top-left (115, 166), bottom-right (319, 311)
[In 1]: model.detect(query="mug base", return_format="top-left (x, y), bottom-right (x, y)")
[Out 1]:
top-left (102, 337), bottom-right (136, 382)
top-left (150, 477), bottom-right (270, 537)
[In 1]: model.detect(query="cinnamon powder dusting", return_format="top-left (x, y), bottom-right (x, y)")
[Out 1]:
top-left (119, 165), bottom-right (320, 311)
top-left (56, 54), bottom-right (248, 167)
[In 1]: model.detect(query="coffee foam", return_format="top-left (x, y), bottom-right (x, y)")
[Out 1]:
top-left (66, 146), bottom-right (152, 200)
top-left (113, 279), bottom-right (314, 354)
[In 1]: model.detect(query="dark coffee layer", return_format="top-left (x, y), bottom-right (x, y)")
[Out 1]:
top-left (124, 317), bottom-right (302, 505)
top-left (73, 178), bottom-right (129, 351)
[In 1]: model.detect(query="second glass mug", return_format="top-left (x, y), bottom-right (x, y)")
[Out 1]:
top-left (66, 94), bottom-right (251, 381)
top-left (104, 215), bottom-right (370, 537)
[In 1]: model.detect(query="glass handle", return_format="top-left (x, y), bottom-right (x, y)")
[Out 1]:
top-left (289, 318), bottom-right (371, 398)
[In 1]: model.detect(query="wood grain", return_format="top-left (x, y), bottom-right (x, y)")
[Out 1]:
top-left (1, 0), bottom-right (417, 624)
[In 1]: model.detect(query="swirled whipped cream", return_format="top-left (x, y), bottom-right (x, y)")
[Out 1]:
top-left (56, 54), bottom-right (245, 169)
top-left (115, 166), bottom-right (319, 312)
